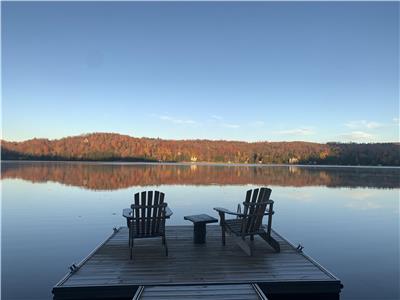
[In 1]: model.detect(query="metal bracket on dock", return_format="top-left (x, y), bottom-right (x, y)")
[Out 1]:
top-left (296, 244), bottom-right (304, 252)
top-left (69, 264), bottom-right (79, 273)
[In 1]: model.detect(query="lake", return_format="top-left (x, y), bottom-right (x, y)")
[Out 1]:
top-left (1, 161), bottom-right (399, 300)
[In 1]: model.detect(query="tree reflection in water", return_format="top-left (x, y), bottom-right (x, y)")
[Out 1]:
top-left (2, 161), bottom-right (399, 191)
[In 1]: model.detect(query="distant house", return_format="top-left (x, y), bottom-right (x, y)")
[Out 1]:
top-left (190, 156), bottom-right (197, 162)
top-left (288, 157), bottom-right (299, 164)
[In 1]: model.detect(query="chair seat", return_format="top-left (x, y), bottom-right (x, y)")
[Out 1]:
top-left (225, 219), bottom-right (266, 236)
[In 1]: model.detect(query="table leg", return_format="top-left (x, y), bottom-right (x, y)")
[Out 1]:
top-left (193, 223), bottom-right (206, 244)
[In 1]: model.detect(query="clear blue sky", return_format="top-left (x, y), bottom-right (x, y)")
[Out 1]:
top-left (2, 2), bottom-right (399, 143)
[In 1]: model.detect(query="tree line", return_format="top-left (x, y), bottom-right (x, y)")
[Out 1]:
top-left (1, 132), bottom-right (399, 166)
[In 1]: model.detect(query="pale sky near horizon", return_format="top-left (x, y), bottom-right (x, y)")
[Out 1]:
top-left (2, 1), bottom-right (399, 143)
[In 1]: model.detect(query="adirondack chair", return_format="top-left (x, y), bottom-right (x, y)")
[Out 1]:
top-left (214, 187), bottom-right (280, 256)
top-left (126, 191), bottom-right (173, 260)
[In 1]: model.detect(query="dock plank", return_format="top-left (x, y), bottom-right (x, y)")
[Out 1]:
top-left (138, 284), bottom-right (263, 300)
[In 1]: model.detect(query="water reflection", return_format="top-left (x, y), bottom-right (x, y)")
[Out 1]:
top-left (2, 161), bottom-right (399, 190)
top-left (2, 162), bottom-right (399, 300)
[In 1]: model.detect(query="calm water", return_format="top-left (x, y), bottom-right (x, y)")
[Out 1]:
top-left (1, 161), bottom-right (399, 300)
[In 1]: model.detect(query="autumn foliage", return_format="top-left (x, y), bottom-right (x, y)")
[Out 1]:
top-left (1, 132), bottom-right (399, 166)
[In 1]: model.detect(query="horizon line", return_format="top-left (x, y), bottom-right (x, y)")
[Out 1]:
top-left (2, 132), bottom-right (399, 145)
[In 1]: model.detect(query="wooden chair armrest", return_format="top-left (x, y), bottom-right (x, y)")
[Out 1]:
top-left (214, 207), bottom-right (244, 217)
top-left (122, 208), bottom-right (133, 218)
top-left (165, 206), bottom-right (173, 218)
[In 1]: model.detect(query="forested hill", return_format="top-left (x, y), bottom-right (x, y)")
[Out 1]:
top-left (1, 133), bottom-right (399, 166)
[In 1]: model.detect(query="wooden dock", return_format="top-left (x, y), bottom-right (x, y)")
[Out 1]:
top-left (134, 284), bottom-right (267, 299)
top-left (52, 226), bottom-right (342, 300)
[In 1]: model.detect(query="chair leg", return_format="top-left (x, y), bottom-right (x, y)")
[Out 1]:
top-left (221, 224), bottom-right (226, 246)
top-left (163, 234), bottom-right (168, 256)
top-left (130, 237), bottom-right (134, 260)
top-left (218, 212), bottom-right (226, 246)
top-left (128, 225), bottom-right (131, 247)
top-left (162, 235), bottom-right (166, 245)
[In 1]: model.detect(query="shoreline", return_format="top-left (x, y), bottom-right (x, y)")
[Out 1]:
top-left (2, 159), bottom-right (399, 169)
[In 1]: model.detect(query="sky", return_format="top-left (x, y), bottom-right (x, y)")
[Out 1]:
top-left (2, 1), bottom-right (399, 143)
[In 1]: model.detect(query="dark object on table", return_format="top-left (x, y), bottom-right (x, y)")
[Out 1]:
top-left (184, 214), bottom-right (218, 244)
top-left (123, 190), bottom-right (173, 260)
top-left (214, 187), bottom-right (280, 256)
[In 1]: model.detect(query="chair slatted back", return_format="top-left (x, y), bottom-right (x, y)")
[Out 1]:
top-left (240, 187), bottom-right (272, 235)
top-left (131, 191), bottom-right (166, 237)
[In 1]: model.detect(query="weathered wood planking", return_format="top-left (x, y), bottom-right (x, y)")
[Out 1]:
top-left (53, 225), bottom-right (342, 300)
top-left (135, 284), bottom-right (266, 300)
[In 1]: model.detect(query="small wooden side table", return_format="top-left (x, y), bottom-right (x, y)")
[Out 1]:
top-left (184, 214), bottom-right (218, 244)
